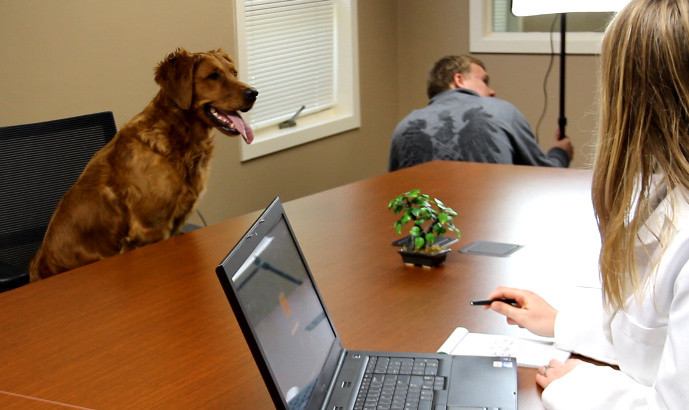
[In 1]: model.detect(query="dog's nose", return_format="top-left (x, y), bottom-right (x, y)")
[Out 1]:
top-left (244, 88), bottom-right (258, 102)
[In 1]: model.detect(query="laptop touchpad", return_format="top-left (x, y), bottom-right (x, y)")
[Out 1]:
top-left (446, 356), bottom-right (517, 410)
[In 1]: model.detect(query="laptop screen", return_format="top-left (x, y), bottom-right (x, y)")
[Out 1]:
top-left (229, 214), bottom-right (337, 409)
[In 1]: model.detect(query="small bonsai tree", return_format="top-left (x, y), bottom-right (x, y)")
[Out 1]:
top-left (388, 189), bottom-right (461, 254)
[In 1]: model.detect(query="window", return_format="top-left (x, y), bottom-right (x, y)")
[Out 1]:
top-left (235, 0), bottom-right (360, 161)
top-left (470, 0), bottom-right (615, 54)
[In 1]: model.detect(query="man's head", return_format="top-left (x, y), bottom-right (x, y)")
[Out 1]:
top-left (426, 55), bottom-right (495, 99)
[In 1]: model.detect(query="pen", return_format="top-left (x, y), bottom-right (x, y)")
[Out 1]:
top-left (470, 298), bottom-right (518, 306)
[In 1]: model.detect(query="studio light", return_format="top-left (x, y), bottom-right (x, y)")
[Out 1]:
top-left (512, 0), bottom-right (631, 16)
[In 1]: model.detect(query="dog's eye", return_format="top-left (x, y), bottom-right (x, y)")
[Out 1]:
top-left (207, 72), bottom-right (220, 80)
top-left (233, 70), bottom-right (238, 77)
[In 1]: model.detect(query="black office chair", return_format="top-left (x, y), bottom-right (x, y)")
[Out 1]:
top-left (0, 112), bottom-right (117, 293)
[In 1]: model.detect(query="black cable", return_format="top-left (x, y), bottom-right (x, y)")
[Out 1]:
top-left (197, 209), bottom-right (208, 227)
top-left (535, 14), bottom-right (559, 143)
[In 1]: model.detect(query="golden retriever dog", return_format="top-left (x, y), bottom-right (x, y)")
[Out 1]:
top-left (29, 47), bottom-right (257, 281)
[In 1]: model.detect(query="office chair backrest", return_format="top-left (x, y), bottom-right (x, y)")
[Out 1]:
top-left (0, 112), bottom-right (117, 290)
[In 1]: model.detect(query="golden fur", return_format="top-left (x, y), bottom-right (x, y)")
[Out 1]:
top-left (29, 48), bottom-right (257, 281)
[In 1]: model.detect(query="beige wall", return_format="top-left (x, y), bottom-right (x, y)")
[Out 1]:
top-left (0, 0), bottom-right (600, 226)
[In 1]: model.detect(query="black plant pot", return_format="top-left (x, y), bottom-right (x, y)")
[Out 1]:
top-left (398, 248), bottom-right (451, 267)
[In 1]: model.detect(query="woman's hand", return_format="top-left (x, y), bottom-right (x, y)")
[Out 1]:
top-left (484, 286), bottom-right (558, 337)
top-left (536, 358), bottom-right (584, 388)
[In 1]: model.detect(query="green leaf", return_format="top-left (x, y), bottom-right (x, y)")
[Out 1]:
top-left (435, 200), bottom-right (458, 217)
top-left (409, 226), bottom-right (421, 236)
top-left (433, 225), bottom-right (446, 236)
top-left (434, 198), bottom-right (445, 207)
top-left (407, 189), bottom-right (420, 198)
top-left (414, 236), bottom-right (425, 249)
top-left (446, 222), bottom-right (461, 237)
top-left (400, 214), bottom-right (411, 225)
top-left (411, 197), bottom-right (424, 205)
top-left (438, 213), bottom-right (448, 224)
top-left (425, 232), bottom-right (436, 244)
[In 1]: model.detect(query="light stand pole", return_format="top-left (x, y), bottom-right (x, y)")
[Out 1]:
top-left (511, 2), bottom-right (631, 138)
top-left (559, 13), bottom-right (567, 140)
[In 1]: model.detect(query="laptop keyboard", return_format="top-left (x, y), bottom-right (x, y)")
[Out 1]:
top-left (354, 356), bottom-right (446, 410)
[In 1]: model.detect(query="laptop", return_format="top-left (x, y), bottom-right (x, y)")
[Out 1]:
top-left (216, 198), bottom-right (517, 410)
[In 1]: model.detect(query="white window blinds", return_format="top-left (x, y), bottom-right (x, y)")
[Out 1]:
top-left (244, 0), bottom-right (335, 131)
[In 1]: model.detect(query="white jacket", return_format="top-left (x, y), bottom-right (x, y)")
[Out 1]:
top-left (543, 186), bottom-right (689, 410)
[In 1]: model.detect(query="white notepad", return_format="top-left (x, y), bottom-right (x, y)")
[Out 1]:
top-left (437, 327), bottom-right (571, 368)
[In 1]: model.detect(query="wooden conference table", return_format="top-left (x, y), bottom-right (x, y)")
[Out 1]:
top-left (0, 161), bottom-right (601, 410)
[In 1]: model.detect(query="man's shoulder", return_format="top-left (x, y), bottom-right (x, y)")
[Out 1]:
top-left (477, 97), bottom-right (528, 127)
top-left (393, 90), bottom-right (526, 135)
top-left (478, 95), bottom-right (520, 112)
top-left (392, 107), bottom-right (432, 140)
top-left (442, 89), bottom-right (522, 114)
top-left (395, 103), bottom-right (439, 128)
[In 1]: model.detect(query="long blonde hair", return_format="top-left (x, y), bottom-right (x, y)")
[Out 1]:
top-left (593, 0), bottom-right (689, 309)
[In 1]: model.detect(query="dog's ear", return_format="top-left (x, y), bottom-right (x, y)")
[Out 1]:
top-left (213, 48), bottom-right (235, 65)
top-left (155, 48), bottom-right (197, 110)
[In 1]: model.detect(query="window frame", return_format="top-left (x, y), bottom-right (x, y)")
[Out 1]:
top-left (469, 0), bottom-right (605, 55)
top-left (234, 0), bottom-right (360, 161)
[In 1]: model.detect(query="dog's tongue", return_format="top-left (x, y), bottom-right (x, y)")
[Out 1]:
top-left (227, 112), bottom-right (254, 144)
top-left (213, 108), bottom-right (253, 144)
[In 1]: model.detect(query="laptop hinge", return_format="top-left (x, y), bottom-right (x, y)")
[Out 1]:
top-left (319, 348), bottom-right (349, 410)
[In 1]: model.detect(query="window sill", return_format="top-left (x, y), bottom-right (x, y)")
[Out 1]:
top-left (470, 31), bottom-right (604, 55)
top-left (240, 108), bottom-right (361, 161)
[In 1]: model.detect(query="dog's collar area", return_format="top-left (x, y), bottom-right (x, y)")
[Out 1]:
top-left (204, 105), bottom-right (254, 144)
